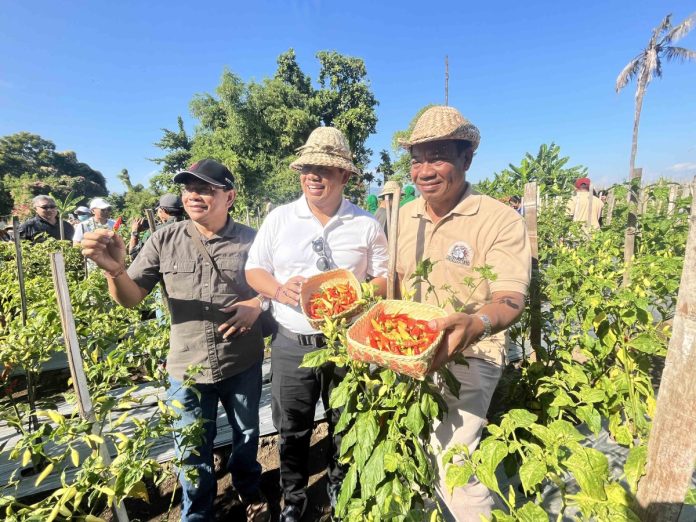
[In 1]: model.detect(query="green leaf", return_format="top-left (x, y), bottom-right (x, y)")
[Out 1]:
top-left (566, 447), bottom-right (609, 500)
top-left (361, 441), bottom-right (387, 498)
top-left (516, 502), bottom-right (550, 521)
top-left (506, 409), bottom-right (538, 429)
top-left (445, 461), bottom-right (474, 493)
top-left (628, 333), bottom-right (660, 354)
top-left (576, 405), bottom-right (602, 435)
top-left (624, 446), bottom-right (647, 493)
top-left (438, 366), bottom-right (461, 398)
top-left (329, 378), bottom-right (354, 409)
top-left (300, 348), bottom-right (331, 368)
top-left (519, 459), bottom-right (547, 494)
top-left (353, 412), bottom-right (379, 470)
top-left (404, 402), bottom-right (425, 436)
top-left (335, 466), bottom-right (357, 517)
top-left (475, 439), bottom-right (507, 494)
top-left (578, 387), bottom-right (605, 404)
top-left (685, 488), bottom-right (696, 505)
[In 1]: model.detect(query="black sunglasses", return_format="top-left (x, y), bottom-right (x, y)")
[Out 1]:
top-left (37, 205), bottom-right (57, 210)
top-left (312, 238), bottom-right (331, 272)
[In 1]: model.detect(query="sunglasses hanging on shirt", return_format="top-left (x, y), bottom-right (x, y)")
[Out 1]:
top-left (312, 238), bottom-right (331, 272)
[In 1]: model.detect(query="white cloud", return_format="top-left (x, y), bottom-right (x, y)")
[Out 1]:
top-left (667, 162), bottom-right (696, 172)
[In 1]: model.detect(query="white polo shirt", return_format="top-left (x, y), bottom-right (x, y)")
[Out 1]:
top-left (246, 196), bottom-right (388, 334)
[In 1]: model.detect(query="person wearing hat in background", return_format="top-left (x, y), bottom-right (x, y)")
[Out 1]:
top-left (18, 195), bottom-right (75, 242)
top-left (73, 205), bottom-right (93, 226)
top-left (245, 126), bottom-right (389, 522)
top-left (80, 159), bottom-right (270, 522)
top-left (566, 177), bottom-right (603, 229)
top-left (396, 106), bottom-right (531, 521)
top-left (365, 193), bottom-right (379, 214)
top-left (73, 197), bottom-right (115, 245)
top-left (375, 179), bottom-right (401, 236)
top-left (128, 193), bottom-right (186, 260)
top-left (0, 221), bottom-right (14, 242)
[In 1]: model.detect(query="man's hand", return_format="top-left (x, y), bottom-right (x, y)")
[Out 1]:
top-left (130, 217), bottom-right (145, 234)
top-left (427, 313), bottom-right (484, 372)
top-left (81, 229), bottom-right (126, 273)
top-left (274, 275), bottom-right (306, 307)
top-left (218, 298), bottom-right (263, 339)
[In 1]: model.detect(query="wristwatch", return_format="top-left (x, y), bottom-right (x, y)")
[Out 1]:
top-left (256, 294), bottom-right (270, 312)
top-left (474, 314), bottom-right (492, 342)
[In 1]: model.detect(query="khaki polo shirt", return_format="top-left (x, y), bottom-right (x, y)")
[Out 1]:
top-left (566, 192), bottom-right (604, 229)
top-left (128, 218), bottom-right (264, 383)
top-left (396, 186), bottom-right (531, 365)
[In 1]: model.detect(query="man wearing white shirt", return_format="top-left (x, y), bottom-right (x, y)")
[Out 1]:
top-left (246, 126), bottom-right (388, 522)
top-left (73, 197), bottom-right (116, 244)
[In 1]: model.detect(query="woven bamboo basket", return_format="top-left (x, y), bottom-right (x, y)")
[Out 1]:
top-left (346, 300), bottom-right (447, 380)
top-left (300, 269), bottom-right (364, 330)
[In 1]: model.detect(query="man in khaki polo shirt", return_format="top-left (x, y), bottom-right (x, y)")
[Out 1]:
top-left (566, 176), bottom-right (603, 229)
top-left (396, 106), bottom-right (531, 521)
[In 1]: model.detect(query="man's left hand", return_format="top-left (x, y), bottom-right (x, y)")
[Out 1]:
top-left (218, 298), bottom-right (263, 339)
top-left (427, 313), bottom-right (483, 371)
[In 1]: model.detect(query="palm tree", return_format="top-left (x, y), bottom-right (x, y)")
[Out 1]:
top-left (616, 12), bottom-right (696, 182)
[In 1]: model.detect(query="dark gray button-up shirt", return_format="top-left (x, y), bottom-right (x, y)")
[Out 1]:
top-left (127, 218), bottom-right (264, 383)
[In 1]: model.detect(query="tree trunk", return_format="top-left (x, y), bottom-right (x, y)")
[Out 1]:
top-left (636, 181), bottom-right (696, 521)
top-left (623, 168), bottom-right (642, 287)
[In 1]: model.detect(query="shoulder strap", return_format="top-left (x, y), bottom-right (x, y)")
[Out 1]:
top-left (186, 220), bottom-right (234, 285)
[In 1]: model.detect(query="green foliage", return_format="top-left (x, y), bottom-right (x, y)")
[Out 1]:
top-left (476, 143), bottom-right (587, 200)
top-left (0, 133), bottom-right (108, 215)
top-left (155, 49), bottom-right (378, 211)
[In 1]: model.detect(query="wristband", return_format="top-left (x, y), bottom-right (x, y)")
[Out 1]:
top-left (103, 267), bottom-right (126, 279)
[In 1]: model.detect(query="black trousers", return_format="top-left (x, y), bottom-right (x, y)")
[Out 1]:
top-left (270, 329), bottom-right (345, 506)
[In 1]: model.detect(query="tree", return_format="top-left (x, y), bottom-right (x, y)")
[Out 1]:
top-left (151, 116), bottom-right (194, 175)
top-left (0, 132), bottom-right (107, 214)
top-left (375, 150), bottom-right (394, 187)
top-left (475, 143), bottom-right (587, 199)
top-left (157, 49), bottom-right (379, 209)
top-left (616, 12), bottom-right (696, 182)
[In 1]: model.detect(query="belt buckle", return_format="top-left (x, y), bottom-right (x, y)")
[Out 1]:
top-left (297, 334), bottom-right (312, 347)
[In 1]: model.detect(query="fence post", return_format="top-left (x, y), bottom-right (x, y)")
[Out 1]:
top-left (50, 252), bottom-right (130, 522)
top-left (386, 187), bottom-right (401, 300)
top-left (636, 179), bottom-right (696, 521)
top-left (622, 168), bottom-right (642, 287)
top-left (606, 190), bottom-right (616, 226)
top-left (524, 183), bottom-right (541, 358)
top-left (667, 186), bottom-right (678, 215)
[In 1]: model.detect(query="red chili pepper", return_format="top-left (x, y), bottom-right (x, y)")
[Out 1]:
top-left (113, 216), bottom-right (123, 231)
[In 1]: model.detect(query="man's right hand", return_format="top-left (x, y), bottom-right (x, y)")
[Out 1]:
top-left (81, 229), bottom-right (127, 273)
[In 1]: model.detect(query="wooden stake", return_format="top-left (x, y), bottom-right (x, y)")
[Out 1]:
top-left (622, 168), bottom-right (642, 287)
top-left (636, 180), bottom-right (696, 521)
top-left (606, 190), bottom-right (616, 226)
top-left (50, 253), bottom-right (130, 522)
top-left (637, 186), bottom-right (646, 216)
top-left (667, 185), bottom-right (678, 215)
top-left (386, 186), bottom-right (401, 299)
top-left (524, 182), bottom-right (541, 357)
top-left (12, 217), bottom-right (27, 326)
top-left (144, 209), bottom-right (157, 234)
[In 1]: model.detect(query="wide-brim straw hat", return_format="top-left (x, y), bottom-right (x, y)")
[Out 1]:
top-left (379, 180), bottom-right (401, 197)
top-left (290, 127), bottom-right (360, 175)
top-left (399, 106), bottom-right (480, 152)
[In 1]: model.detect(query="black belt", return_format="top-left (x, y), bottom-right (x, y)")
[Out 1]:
top-left (278, 325), bottom-right (327, 348)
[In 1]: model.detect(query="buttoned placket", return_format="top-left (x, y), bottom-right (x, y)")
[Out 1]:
top-left (199, 238), bottom-right (223, 382)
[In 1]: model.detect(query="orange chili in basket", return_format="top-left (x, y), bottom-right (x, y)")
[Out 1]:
top-left (366, 311), bottom-right (438, 356)
top-left (308, 283), bottom-right (358, 319)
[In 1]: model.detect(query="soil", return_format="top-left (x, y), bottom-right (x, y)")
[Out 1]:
top-left (104, 422), bottom-right (332, 522)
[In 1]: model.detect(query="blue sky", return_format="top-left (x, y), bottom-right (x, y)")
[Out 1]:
top-left (1, 1), bottom-right (695, 194)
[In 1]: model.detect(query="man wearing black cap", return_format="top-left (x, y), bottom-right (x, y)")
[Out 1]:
top-left (81, 159), bottom-right (269, 522)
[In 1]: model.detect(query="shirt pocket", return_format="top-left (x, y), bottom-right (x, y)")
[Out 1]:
top-left (161, 259), bottom-right (195, 299)
top-left (216, 255), bottom-right (246, 294)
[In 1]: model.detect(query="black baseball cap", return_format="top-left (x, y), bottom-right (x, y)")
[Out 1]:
top-left (173, 159), bottom-right (235, 188)
top-left (158, 193), bottom-right (183, 211)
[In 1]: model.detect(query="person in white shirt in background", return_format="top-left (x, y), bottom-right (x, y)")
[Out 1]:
top-left (245, 126), bottom-right (388, 522)
top-left (73, 197), bottom-right (116, 245)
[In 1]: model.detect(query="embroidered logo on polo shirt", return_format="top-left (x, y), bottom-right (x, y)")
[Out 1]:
top-left (446, 241), bottom-right (474, 266)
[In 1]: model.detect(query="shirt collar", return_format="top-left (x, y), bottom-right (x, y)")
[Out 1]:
top-left (196, 216), bottom-right (238, 241)
top-left (410, 183), bottom-right (481, 220)
top-left (294, 196), bottom-right (355, 220)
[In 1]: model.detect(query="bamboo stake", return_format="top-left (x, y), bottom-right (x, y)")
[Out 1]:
top-left (386, 187), bottom-right (401, 299)
top-left (524, 182), bottom-right (541, 357)
top-left (50, 253), bottom-right (129, 522)
top-left (606, 190), bottom-right (616, 226)
top-left (622, 168), bottom-right (642, 287)
top-left (144, 209), bottom-right (157, 234)
top-left (636, 179), bottom-right (696, 521)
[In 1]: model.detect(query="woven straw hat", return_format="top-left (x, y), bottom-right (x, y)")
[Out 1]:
top-left (399, 106), bottom-right (480, 152)
top-left (379, 180), bottom-right (401, 197)
top-left (290, 127), bottom-right (360, 175)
